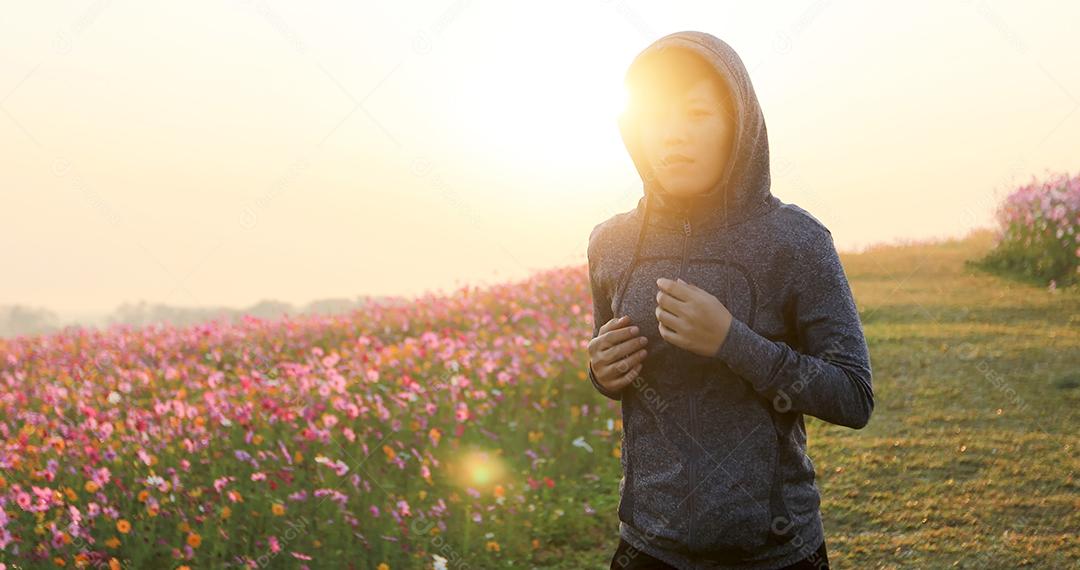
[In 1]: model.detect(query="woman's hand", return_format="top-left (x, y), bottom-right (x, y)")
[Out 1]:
top-left (655, 277), bottom-right (733, 357)
top-left (588, 315), bottom-right (649, 395)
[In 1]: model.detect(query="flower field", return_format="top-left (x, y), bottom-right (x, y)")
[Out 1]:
top-left (0, 266), bottom-right (617, 568)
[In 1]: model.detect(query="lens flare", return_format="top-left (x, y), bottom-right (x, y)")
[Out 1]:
top-left (448, 448), bottom-right (509, 493)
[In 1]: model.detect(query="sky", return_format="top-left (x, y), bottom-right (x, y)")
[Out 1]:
top-left (2, 0), bottom-right (1079, 321)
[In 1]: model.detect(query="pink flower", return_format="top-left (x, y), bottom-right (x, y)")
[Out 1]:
top-left (455, 402), bottom-right (470, 422)
top-left (214, 476), bottom-right (235, 493)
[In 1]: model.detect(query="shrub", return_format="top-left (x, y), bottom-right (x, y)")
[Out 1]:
top-left (971, 170), bottom-right (1080, 287)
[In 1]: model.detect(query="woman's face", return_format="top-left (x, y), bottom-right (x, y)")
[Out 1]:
top-left (639, 76), bottom-right (736, 198)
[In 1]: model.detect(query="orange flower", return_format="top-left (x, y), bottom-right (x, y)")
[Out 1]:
top-left (220, 506), bottom-right (232, 519)
top-left (84, 481), bottom-right (99, 493)
top-left (53, 556), bottom-right (66, 566)
top-left (105, 537), bottom-right (121, 549)
top-left (109, 558), bottom-right (122, 570)
top-left (272, 503), bottom-right (286, 516)
top-left (485, 540), bottom-right (500, 552)
top-left (116, 520), bottom-right (131, 534)
top-left (187, 532), bottom-right (202, 548)
top-left (382, 445), bottom-right (396, 461)
top-left (137, 490), bottom-right (149, 503)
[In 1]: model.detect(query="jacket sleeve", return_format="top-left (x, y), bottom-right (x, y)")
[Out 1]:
top-left (587, 226), bottom-right (624, 401)
top-left (711, 231), bottom-right (874, 429)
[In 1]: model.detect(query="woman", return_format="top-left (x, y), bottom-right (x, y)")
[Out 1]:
top-left (586, 31), bottom-right (873, 569)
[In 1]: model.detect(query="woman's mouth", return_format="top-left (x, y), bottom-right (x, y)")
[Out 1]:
top-left (660, 154), bottom-right (695, 169)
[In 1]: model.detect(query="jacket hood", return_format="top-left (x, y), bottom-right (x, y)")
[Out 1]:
top-left (618, 31), bottom-right (777, 231)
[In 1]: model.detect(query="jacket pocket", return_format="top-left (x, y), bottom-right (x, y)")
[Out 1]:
top-left (683, 371), bottom-right (777, 558)
top-left (621, 391), bottom-right (691, 547)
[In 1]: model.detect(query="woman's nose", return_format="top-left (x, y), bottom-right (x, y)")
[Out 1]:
top-left (661, 121), bottom-right (689, 146)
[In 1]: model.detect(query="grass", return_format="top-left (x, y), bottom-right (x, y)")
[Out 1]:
top-left (565, 228), bottom-right (1080, 568)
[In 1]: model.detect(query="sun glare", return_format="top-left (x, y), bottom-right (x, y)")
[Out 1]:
top-left (448, 448), bottom-right (509, 493)
top-left (447, 54), bottom-right (630, 164)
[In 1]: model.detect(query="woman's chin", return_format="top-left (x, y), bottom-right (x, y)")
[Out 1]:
top-left (657, 182), bottom-right (710, 197)
top-left (654, 170), bottom-right (711, 197)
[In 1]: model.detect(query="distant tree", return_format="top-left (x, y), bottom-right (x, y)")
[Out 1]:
top-left (0, 305), bottom-right (61, 338)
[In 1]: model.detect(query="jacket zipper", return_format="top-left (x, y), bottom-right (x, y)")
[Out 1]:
top-left (679, 214), bottom-right (697, 547)
top-left (688, 384), bottom-right (697, 546)
top-left (679, 217), bottom-right (692, 278)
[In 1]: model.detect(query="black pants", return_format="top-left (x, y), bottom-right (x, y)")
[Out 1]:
top-left (609, 536), bottom-right (829, 570)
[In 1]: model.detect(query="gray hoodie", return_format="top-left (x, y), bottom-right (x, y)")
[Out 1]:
top-left (587, 31), bottom-right (874, 568)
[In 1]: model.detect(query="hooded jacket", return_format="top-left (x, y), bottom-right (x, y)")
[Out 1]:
top-left (587, 31), bottom-right (874, 568)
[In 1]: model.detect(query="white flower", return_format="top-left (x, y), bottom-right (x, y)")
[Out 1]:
top-left (433, 554), bottom-right (448, 570)
top-left (107, 391), bottom-right (121, 405)
top-left (572, 436), bottom-right (594, 453)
